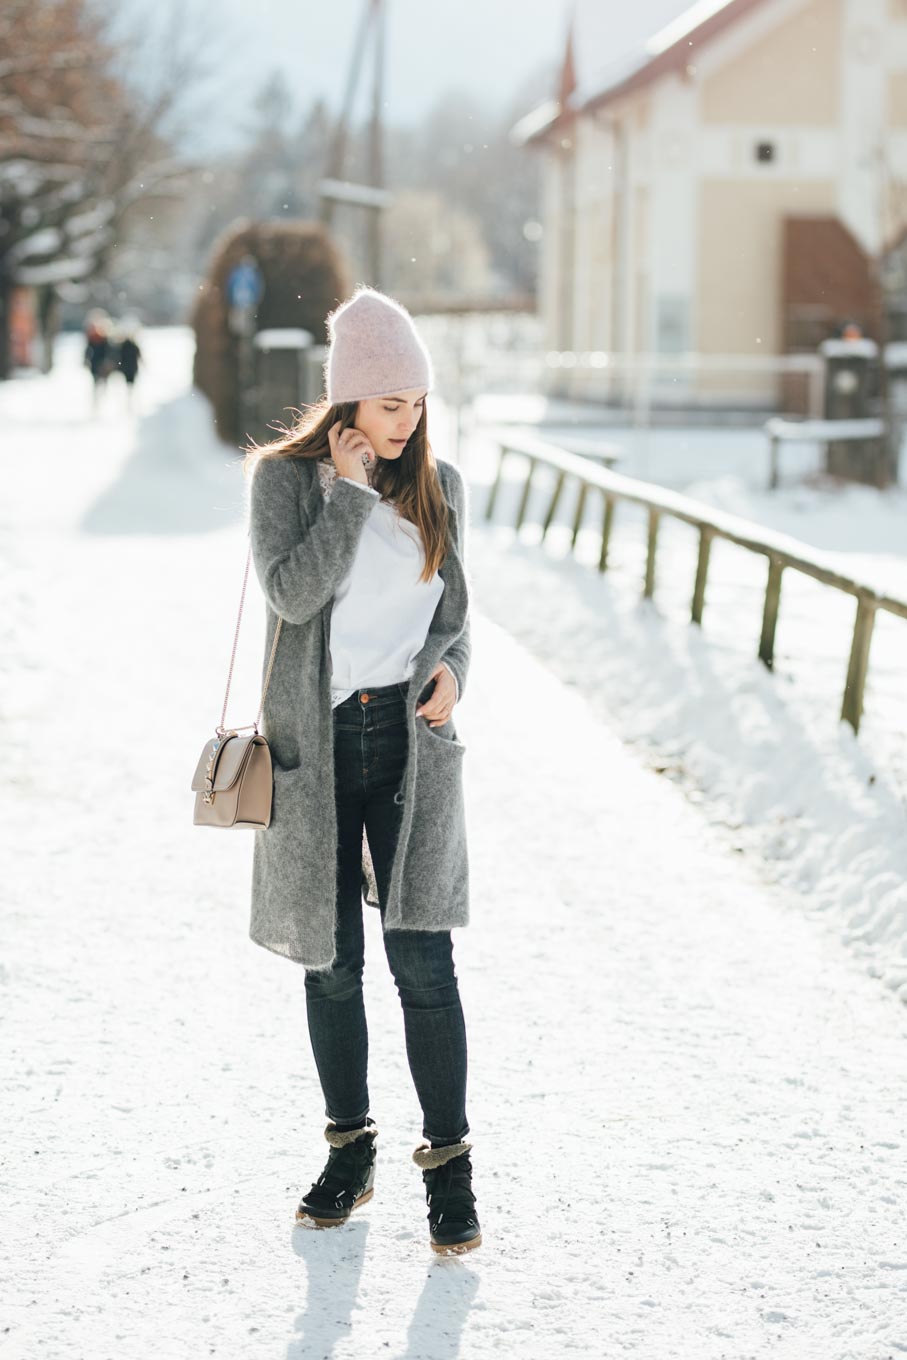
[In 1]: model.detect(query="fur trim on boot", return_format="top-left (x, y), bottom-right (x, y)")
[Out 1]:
top-left (295, 1118), bottom-right (379, 1227)
top-left (414, 1141), bottom-right (481, 1253)
top-left (326, 1121), bottom-right (379, 1148)
top-left (412, 1139), bottom-right (471, 1169)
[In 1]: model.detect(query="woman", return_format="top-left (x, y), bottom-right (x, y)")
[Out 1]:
top-left (243, 286), bottom-right (480, 1255)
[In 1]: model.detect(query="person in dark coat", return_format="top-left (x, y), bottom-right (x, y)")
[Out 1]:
top-left (242, 286), bottom-right (481, 1256)
top-left (83, 310), bottom-right (115, 413)
top-left (113, 323), bottom-right (142, 411)
top-left (116, 335), bottom-right (141, 382)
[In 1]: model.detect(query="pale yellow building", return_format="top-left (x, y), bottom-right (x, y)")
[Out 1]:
top-left (514, 0), bottom-right (907, 407)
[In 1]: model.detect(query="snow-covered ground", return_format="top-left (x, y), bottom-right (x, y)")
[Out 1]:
top-left (2, 329), bottom-right (907, 1358)
top-left (463, 399), bottom-right (907, 1006)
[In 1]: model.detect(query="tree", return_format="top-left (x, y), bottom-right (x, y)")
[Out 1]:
top-left (236, 69), bottom-right (306, 220)
top-left (382, 64), bottom-right (554, 297)
top-left (0, 0), bottom-right (220, 376)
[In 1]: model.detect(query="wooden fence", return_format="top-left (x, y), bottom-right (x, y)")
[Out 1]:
top-left (484, 432), bottom-right (906, 734)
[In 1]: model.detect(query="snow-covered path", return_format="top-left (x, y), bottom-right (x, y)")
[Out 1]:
top-left (2, 332), bottom-right (907, 1359)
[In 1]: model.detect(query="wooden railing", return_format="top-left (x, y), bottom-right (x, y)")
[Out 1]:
top-left (484, 433), bottom-right (906, 734)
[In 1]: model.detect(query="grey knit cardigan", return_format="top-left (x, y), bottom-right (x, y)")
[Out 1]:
top-left (246, 451), bottom-right (472, 970)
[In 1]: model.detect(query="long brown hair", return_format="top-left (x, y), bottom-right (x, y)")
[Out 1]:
top-left (241, 396), bottom-right (450, 582)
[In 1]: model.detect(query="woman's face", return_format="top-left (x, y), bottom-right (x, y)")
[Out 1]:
top-left (354, 388), bottom-right (427, 461)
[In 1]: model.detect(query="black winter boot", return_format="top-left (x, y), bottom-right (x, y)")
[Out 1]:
top-left (413, 1139), bottom-right (482, 1254)
top-left (295, 1118), bottom-right (378, 1227)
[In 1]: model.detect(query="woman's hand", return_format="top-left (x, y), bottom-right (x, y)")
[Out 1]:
top-left (416, 663), bottom-right (457, 728)
top-left (328, 421), bottom-right (376, 486)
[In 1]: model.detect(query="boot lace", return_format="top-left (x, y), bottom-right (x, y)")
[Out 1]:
top-left (424, 1152), bottom-right (477, 1228)
top-left (304, 1137), bottom-right (374, 1211)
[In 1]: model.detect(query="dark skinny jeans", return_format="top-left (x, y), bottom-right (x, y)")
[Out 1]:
top-left (303, 678), bottom-right (470, 1145)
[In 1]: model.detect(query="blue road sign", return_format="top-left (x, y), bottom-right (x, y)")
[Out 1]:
top-left (227, 260), bottom-right (264, 309)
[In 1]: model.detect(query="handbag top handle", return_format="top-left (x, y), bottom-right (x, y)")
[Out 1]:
top-left (217, 536), bottom-right (282, 736)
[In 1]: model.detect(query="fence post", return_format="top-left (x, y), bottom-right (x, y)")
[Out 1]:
top-left (644, 508), bottom-right (660, 598)
top-left (485, 445), bottom-right (507, 521)
top-left (571, 481), bottom-right (589, 552)
top-left (599, 496), bottom-right (615, 572)
top-left (691, 525), bottom-right (713, 624)
top-left (541, 469), bottom-right (567, 542)
top-left (841, 595), bottom-right (877, 733)
top-left (515, 457), bottom-right (536, 531)
top-left (759, 556), bottom-right (784, 668)
top-left (769, 432), bottom-right (780, 491)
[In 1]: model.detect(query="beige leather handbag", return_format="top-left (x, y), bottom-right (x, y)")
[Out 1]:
top-left (191, 540), bottom-right (282, 830)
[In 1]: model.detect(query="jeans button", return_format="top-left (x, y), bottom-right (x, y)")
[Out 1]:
top-left (361, 693), bottom-right (370, 703)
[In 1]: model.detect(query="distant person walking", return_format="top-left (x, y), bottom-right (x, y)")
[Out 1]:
top-left (242, 286), bottom-right (480, 1255)
top-left (113, 320), bottom-right (142, 412)
top-left (83, 310), bottom-right (115, 414)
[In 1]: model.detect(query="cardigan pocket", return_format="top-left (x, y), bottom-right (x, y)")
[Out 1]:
top-left (404, 720), bottom-right (469, 914)
top-left (418, 717), bottom-right (466, 752)
top-left (415, 718), bottom-right (467, 785)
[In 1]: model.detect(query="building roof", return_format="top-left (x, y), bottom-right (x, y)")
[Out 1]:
top-left (513, 0), bottom-right (771, 147)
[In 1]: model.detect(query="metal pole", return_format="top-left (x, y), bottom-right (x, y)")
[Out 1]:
top-left (368, 0), bottom-right (385, 286)
top-left (321, 0), bottom-right (375, 226)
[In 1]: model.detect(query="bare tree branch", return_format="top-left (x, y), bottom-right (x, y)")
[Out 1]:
top-left (0, 50), bottom-right (93, 82)
top-left (0, 0), bottom-right (231, 374)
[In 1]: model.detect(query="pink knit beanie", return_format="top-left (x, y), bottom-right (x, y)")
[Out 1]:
top-left (324, 285), bottom-right (434, 404)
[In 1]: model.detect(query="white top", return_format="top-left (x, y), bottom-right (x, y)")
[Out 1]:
top-left (328, 476), bottom-right (452, 707)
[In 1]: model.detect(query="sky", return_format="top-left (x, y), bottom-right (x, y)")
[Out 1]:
top-left (111, 0), bottom-right (693, 153)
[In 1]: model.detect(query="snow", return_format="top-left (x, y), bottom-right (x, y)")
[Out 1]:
top-left (765, 416), bottom-right (886, 441)
top-left (884, 343), bottom-right (907, 368)
top-left (645, 0), bottom-right (737, 57)
top-left (2, 329), bottom-right (907, 1358)
top-left (464, 409), bottom-right (907, 1003)
top-left (254, 328), bottom-right (315, 350)
top-left (819, 339), bottom-right (878, 359)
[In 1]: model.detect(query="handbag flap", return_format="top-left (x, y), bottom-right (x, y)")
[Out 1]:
top-left (191, 734), bottom-right (264, 793)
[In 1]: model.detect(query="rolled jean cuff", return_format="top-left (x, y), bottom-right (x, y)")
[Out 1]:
top-left (423, 1123), bottom-right (470, 1144)
top-left (327, 1105), bottom-right (371, 1126)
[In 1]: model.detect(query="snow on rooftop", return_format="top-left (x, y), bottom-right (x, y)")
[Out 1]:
top-left (572, 0), bottom-right (741, 109)
top-left (645, 0), bottom-right (738, 57)
top-left (575, 49), bottom-right (652, 107)
top-left (509, 97), bottom-right (561, 147)
top-left (515, 0), bottom-right (743, 137)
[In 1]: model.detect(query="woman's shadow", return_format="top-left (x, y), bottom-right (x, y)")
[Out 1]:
top-left (396, 1260), bottom-right (480, 1359)
top-left (287, 1218), bottom-right (370, 1358)
top-left (287, 1220), bottom-right (480, 1360)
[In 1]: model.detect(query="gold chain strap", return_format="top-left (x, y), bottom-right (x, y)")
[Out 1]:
top-left (216, 538), bottom-right (282, 737)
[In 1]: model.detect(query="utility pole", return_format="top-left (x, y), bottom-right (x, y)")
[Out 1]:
top-left (368, 0), bottom-right (385, 283)
top-left (319, 0), bottom-right (389, 288)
